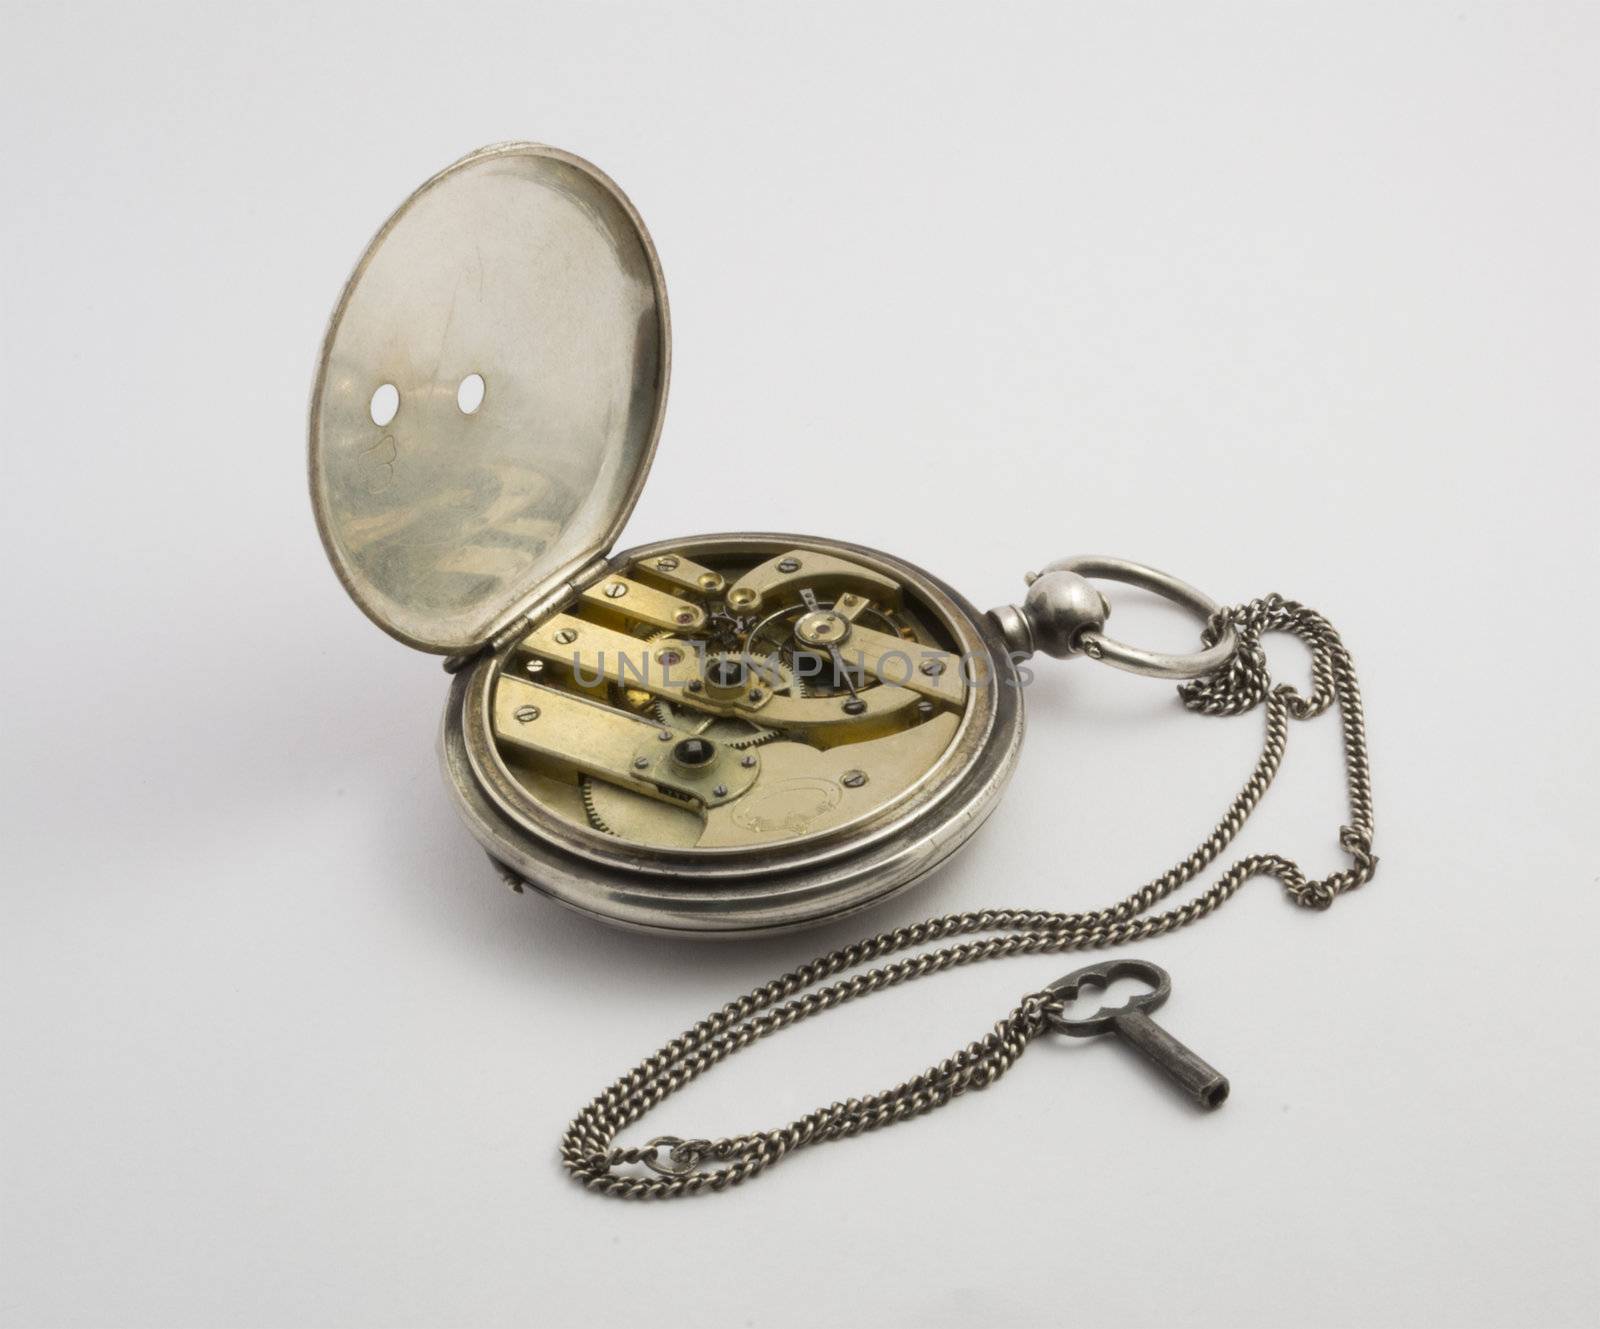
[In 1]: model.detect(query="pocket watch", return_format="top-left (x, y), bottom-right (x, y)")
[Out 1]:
top-left (308, 142), bottom-right (1239, 938)
top-left (309, 142), bottom-right (1381, 1196)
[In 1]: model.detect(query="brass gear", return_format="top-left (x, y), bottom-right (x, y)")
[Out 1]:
top-left (579, 775), bottom-right (615, 835)
top-left (645, 649), bottom-right (805, 749)
top-left (746, 599), bottom-right (924, 699)
top-left (578, 774), bottom-right (703, 846)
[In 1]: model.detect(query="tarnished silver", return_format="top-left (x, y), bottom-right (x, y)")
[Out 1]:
top-left (562, 594), bottom-right (1376, 1197)
top-left (447, 533), bottom-right (1025, 936)
top-left (989, 568), bottom-right (1109, 659)
top-left (306, 145), bottom-right (1384, 1201)
top-left (1008, 555), bottom-right (1239, 679)
top-left (642, 1137), bottom-right (701, 1177)
top-left (310, 143), bottom-right (1040, 936)
top-left (310, 145), bottom-right (1277, 938)
top-left (309, 143), bottom-right (669, 655)
top-left (1044, 959), bottom-right (1229, 1109)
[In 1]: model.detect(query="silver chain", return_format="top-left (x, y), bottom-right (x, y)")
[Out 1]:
top-left (561, 595), bottom-right (1377, 1198)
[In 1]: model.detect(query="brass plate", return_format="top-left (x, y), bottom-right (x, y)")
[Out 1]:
top-left (486, 541), bottom-right (973, 852)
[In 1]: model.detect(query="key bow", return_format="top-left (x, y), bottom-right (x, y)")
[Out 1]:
top-left (1042, 958), bottom-right (1171, 1036)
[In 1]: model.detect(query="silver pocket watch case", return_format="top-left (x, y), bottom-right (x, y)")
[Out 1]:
top-left (310, 143), bottom-right (1222, 937)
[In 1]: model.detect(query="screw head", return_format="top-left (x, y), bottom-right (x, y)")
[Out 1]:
top-left (916, 700), bottom-right (935, 718)
top-left (633, 756), bottom-right (650, 769)
top-left (748, 689), bottom-right (764, 703)
top-left (687, 679), bottom-right (703, 693)
top-left (842, 698), bottom-right (867, 715)
top-left (513, 705), bottom-right (540, 723)
top-left (657, 729), bottom-right (674, 742)
top-left (655, 556), bottom-right (680, 571)
top-left (920, 659), bottom-right (945, 677)
top-left (675, 609), bottom-right (696, 625)
top-left (740, 754), bottom-right (757, 768)
top-left (777, 557), bottom-right (801, 574)
top-left (524, 659), bottom-right (544, 675)
top-left (712, 784), bottom-right (728, 798)
top-left (553, 627), bottom-right (578, 645)
top-left (604, 581), bottom-right (628, 599)
top-left (841, 769), bottom-right (868, 788)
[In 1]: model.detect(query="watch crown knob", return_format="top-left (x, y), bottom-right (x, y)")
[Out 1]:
top-left (988, 570), bottom-right (1110, 660)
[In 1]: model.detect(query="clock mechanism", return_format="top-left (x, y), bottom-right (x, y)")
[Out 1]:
top-left (311, 142), bottom-right (1027, 933)
top-left (485, 543), bottom-right (972, 853)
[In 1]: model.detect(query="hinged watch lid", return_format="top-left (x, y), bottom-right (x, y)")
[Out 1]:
top-left (309, 142), bottom-right (670, 655)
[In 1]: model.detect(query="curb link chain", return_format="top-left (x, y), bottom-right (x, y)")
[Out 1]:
top-left (561, 594), bottom-right (1377, 1198)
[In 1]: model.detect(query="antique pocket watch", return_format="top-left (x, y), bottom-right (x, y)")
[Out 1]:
top-left (310, 142), bottom-right (1380, 1196)
top-left (309, 142), bottom-right (1237, 937)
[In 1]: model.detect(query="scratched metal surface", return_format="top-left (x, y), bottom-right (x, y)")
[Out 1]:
top-left (310, 144), bottom-right (669, 654)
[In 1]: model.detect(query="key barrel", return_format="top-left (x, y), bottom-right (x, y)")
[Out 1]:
top-left (1110, 1008), bottom-right (1230, 1109)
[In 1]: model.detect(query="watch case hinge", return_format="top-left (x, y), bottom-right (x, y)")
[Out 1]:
top-left (441, 553), bottom-right (615, 673)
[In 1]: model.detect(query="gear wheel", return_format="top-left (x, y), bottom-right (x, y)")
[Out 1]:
top-left (579, 775), bottom-right (616, 835)
top-left (746, 597), bottom-right (921, 698)
top-left (577, 773), bottom-right (703, 847)
top-left (640, 646), bottom-right (806, 749)
top-left (701, 650), bottom-right (807, 700)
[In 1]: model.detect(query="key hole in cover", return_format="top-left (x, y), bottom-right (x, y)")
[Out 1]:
top-left (1056, 974), bottom-right (1156, 1023)
top-left (369, 382), bottom-right (399, 427)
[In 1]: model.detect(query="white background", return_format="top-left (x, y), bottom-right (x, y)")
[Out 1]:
top-left (3, 4), bottom-right (1597, 1326)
